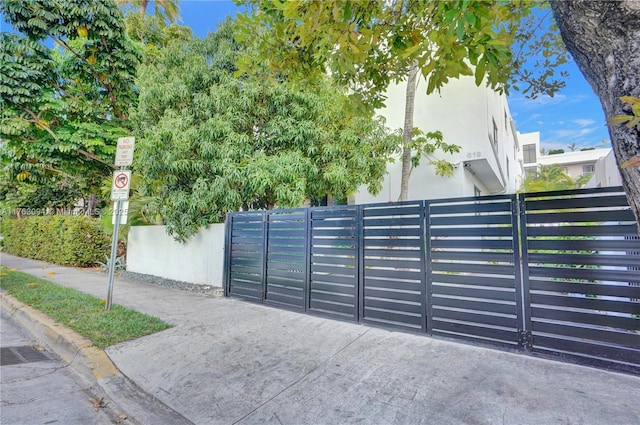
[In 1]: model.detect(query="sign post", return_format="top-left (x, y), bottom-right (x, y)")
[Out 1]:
top-left (106, 137), bottom-right (134, 311)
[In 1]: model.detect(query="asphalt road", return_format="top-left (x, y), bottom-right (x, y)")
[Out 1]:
top-left (0, 312), bottom-right (118, 425)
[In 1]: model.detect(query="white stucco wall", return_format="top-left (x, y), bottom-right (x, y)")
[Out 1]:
top-left (585, 150), bottom-right (623, 188)
top-left (355, 74), bottom-right (522, 204)
top-left (127, 224), bottom-right (225, 287)
top-left (538, 148), bottom-right (612, 180)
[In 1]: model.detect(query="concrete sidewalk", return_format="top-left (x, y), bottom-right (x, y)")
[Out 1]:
top-left (2, 254), bottom-right (639, 425)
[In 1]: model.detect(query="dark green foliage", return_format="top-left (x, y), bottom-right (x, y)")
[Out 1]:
top-left (0, 267), bottom-right (171, 349)
top-left (2, 216), bottom-right (111, 267)
top-left (0, 0), bottom-right (140, 199)
top-left (522, 164), bottom-right (591, 193)
top-left (133, 21), bottom-right (397, 241)
top-left (548, 149), bottom-right (565, 155)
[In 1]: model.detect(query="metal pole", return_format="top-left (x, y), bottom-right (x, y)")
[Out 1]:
top-left (106, 199), bottom-right (122, 311)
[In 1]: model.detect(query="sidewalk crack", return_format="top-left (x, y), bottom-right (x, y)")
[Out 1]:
top-left (231, 328), bottom-right (371, 424)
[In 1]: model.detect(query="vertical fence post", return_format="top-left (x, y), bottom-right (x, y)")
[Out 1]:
top-left (223, 212), bottom-right (231, 297)
top-left (356, 205), bottom-right (364, 322)
top-left (304, 208), bottom-right (312, 312)
top-left (517, 193), bottom-right (532, 349)
top-left (260, 211), bottom-right (268, 302)
top-left (423, 201), bottom-right (432, 334)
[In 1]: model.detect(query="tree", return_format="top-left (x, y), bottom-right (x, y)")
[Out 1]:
top-left (0, 0), bottom-right (140, 210)
top-left (522, 164), bottom-right (590, 193)
top-left (235, 1), bottom-right (568, 201)
top-left (550, 1), bottom-right (640, 231)
top-left (115, 0), bottom-right (179, 24)
top-left (131, 22), bottom-right (397, 241)
top-left (568, 142), bottom-right (578, 152)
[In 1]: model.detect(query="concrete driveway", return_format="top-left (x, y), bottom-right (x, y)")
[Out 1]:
top-left (2, 254), bottom-right (639, 425)
top-left (106, 298), bottom-right (640, 425)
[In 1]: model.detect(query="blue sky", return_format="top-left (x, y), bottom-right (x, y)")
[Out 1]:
top-left (2, 0), bottom-right (611, 152)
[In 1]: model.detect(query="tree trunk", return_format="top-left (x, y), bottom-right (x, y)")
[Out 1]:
top-left (550, 0), bottom-right (640, 233)
top-left (87, 194), bottom-right (97, 217)
top-left (399, 63), bottom-right (419, 202)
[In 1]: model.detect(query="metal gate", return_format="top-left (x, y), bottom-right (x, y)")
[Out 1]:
top-left (520, 188), bottom-right (640, 372)
top-left (426, 194), bottom-right (523, 348)
top-left (224, 187), bottom-right (640, 374)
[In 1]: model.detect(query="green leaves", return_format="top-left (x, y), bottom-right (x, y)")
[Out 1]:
top-left (133, 22), bottom-right (396, 241)
top-left (0, 0), bottom-right (140, 205)
top-left (522, 164), bottom-right (589, 193)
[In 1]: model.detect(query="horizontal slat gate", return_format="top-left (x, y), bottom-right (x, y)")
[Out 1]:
top-left (521, 188), bottom-right (640, 373)
top-left (309, 206), bottom-right (358, 320)
top-left (426, 195), bottom-right (521, 347)
top-left (224, 187), bottom-right (640, 374)
top-left (361, 202), bottom-right (426, 331)
top-left (265, 210), bottom-right (307, 310)
top-left (228, 212), bottom-right (265, 301)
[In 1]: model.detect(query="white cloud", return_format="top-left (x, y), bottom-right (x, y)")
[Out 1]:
top-left (550, 127), bottom-right (597, 139)
top-left (508, 93), bottom-right (588, 110)
top-left (572, 118), bottom-right (596, 127)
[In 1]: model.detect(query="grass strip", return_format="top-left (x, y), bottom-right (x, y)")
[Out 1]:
top-left (0, 266), bottom-right (171, 349)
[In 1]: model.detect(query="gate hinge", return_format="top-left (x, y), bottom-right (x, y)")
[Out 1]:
top-left (518, 330), bottom-right (532, 349)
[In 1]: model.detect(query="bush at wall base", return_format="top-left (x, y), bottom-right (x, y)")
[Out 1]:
top-left (1, 216), bottom-right (111, 267)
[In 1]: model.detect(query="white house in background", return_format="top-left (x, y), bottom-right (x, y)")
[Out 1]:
top-left (538, 149), bottom-right (614, 181)
top-left (517, 131), bottom-right (541, 176)
top-left (354, 75), bottom-right (524, 204)
top-left (585, 149), bottom-right (623, 188)
top-left (517, 131), bottom-right (622, 187)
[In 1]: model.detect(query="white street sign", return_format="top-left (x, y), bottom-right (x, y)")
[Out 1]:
top-left (112, 200), bottom-right (129, 225)
top-left (111, 170), bottom-right (131, 200)
top-left (115, 136), bottom-right (135, 166)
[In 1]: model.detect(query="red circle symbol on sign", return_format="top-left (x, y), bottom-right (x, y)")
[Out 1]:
top-left (114, 173), bottom-right (129, 189)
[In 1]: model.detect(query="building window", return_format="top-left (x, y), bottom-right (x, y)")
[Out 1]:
top-left (582, 164), bottom-right (595, 175)
top-left (492, 118), bottom-right (498, 148)
top-left (523, 143), bottom-right (537, 164)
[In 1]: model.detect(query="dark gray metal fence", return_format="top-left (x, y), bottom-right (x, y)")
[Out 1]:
top-left (224, 187), bottom-right (640, 374)
top-left (426, 195), bottom-right (523, 348)
top-left (309, 206), bottom-right (358, 320)
top-left (520, 187), bottom-right (640, 371)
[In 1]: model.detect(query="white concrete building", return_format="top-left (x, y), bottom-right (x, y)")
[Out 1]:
top-left (517, 131), bottom-right (541, 177)
top-left (585, 149), bottom-right (623, 188)
top-left (538, 149), bottom-right (613, 181)
top-left (355, 75), bottom-right (523, 203)
top-left (517, 131), bottom-right (622, 187)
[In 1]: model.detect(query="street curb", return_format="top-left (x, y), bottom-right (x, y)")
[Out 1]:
top-left (0, 292), bottom-right (194, 425)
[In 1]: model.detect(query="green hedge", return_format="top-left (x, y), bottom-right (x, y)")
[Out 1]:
top-left (2, 216), bottom-right (111, 267)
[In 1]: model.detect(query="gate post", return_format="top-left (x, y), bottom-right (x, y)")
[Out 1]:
top-left (304, 208), bottom-right (311, 311)
top-left (424, 201), bottom-right (432, 334)
top-left (516, 193), bottom-right (532, 349)
top-left (356, 205), bottom-right (364, 323)
top-left (223, 212), bottom-right (231, 297)
top-left (260, 211), bottom-right (268, 302)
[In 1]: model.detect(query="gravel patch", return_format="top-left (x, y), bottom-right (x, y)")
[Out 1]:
top-left (120, 271), bottom-right (223, 297)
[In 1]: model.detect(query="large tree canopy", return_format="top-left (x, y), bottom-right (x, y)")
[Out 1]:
top-left (550, 0), bottom-right (640, 231)
top-left (132, 21), bottom-right (397, 241)
top-left (234, 1), bottom-right (567, 201)
top-left (0, 0), bottom-right (140, 208)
